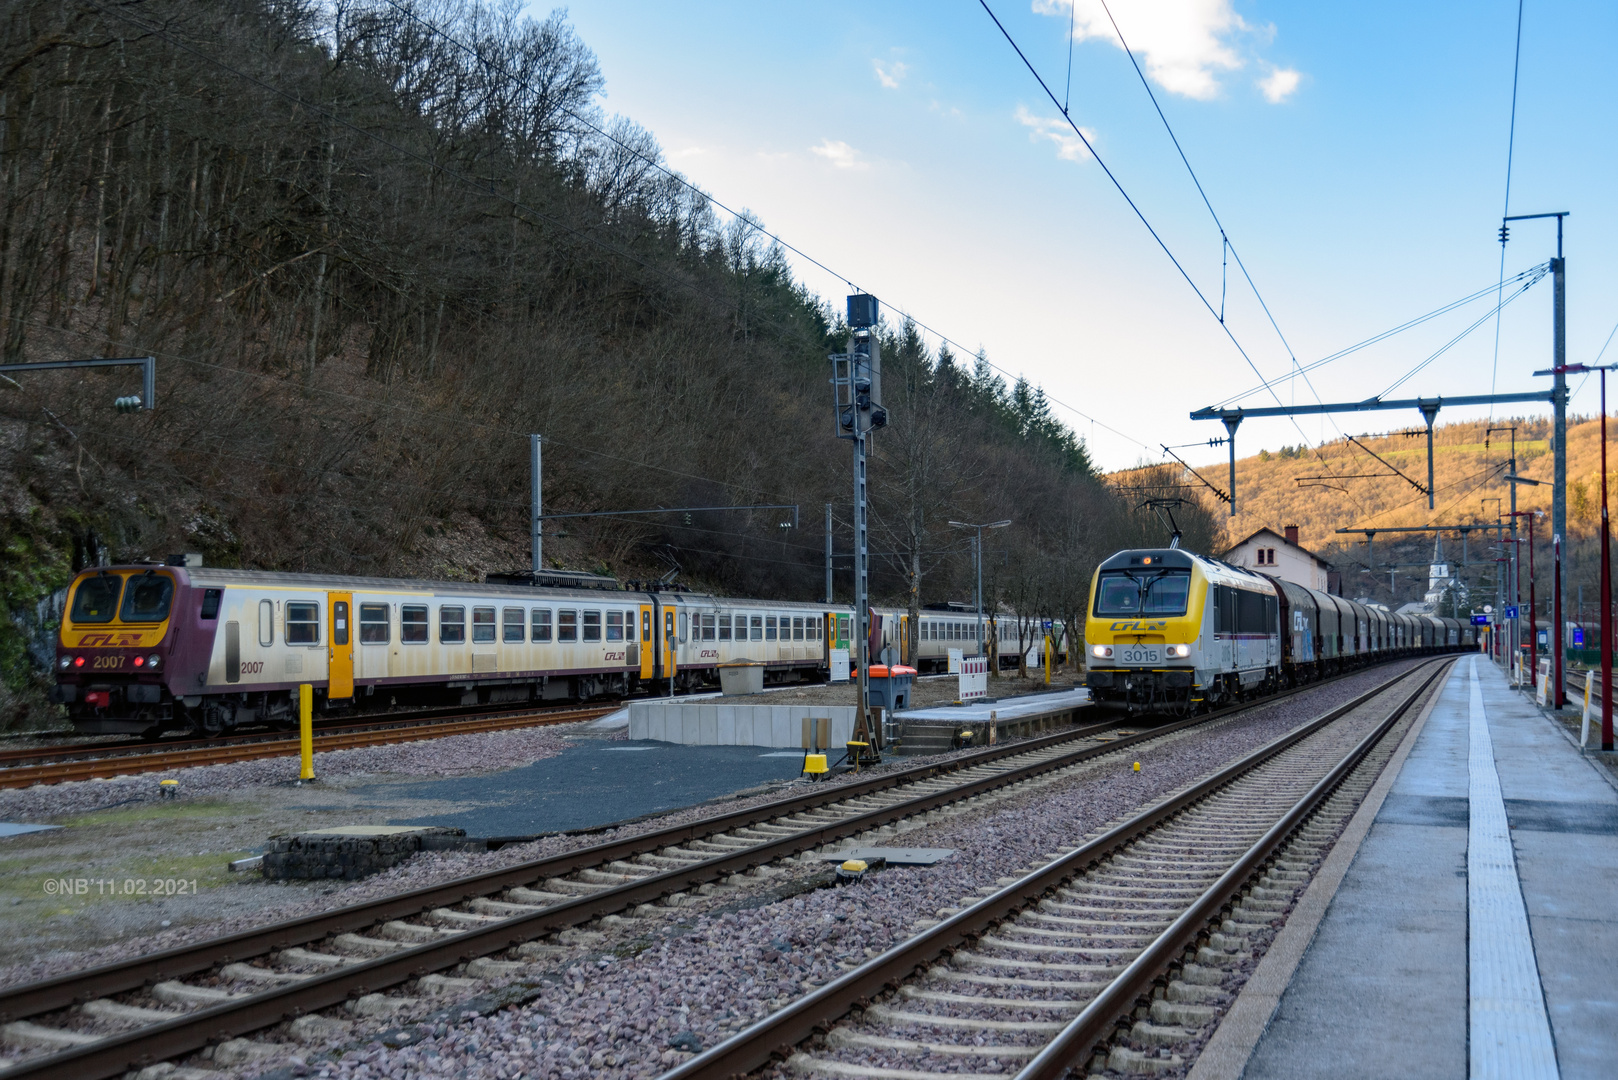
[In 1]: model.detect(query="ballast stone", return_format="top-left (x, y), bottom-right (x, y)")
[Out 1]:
top-left (262, 826), bottom-right (468, 881)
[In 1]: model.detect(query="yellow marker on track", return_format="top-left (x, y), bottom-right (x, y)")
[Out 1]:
top-left (1132, 761), bottom-right (1141, 772)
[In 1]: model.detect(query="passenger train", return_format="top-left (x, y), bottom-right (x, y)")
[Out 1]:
top-left (1084, 547), bottom-right (1476, 712)
top-left (51, 562), bottom-right (1062, 736)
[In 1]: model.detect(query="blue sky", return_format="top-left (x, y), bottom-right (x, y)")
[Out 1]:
top-left (561, 1), bottom-right (1617, 472)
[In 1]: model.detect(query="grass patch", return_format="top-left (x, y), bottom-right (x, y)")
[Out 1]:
top-left (58, 799), bottom-right (236, 828)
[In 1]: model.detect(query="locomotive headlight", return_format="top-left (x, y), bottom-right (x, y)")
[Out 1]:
top-left (1091, 644), bottom-right (1112, 658)
top-left (148, 654), bottom-right (161, 669)
top-left (58, 656), bottom-right (71, 670)
top-left (1168, 644), bottom-right (1191, 658)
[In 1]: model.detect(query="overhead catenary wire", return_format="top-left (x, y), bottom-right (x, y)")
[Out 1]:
top-left (1489, 0), bottom-right (1528, 423)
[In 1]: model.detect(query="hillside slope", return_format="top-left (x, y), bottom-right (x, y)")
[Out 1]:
top-left (1114, 414), bottom-right (1616, 610)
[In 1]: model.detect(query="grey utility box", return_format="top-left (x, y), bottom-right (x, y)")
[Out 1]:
top-left (718, 661), bottom-right (765, 696)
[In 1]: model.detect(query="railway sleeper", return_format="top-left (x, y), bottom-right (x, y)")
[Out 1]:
top-left (862, 1004), bottom-right (1067, 1033)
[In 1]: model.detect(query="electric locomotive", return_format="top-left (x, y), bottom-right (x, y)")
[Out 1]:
top-left (1084, 546), bottom-right (1475, 712)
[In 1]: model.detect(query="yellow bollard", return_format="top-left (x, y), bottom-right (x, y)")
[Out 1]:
top-left (298, 683), bottom-right (315, 781)
top-left (1132, 761), bottom-right (1141, 772)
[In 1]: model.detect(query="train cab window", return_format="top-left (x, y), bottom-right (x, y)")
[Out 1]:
top-left (1094, 570), bottom-right (1191, 617)
top-left (402, 605), bottom-right (428, 643)
top-left (532, 608), bottom-right (552, 642)
top-left (793, 617), bottom-right (805, 641)
top-left (751, 615), bottom-right (763, 641)
top-left (472, 607), bottom-right (496, 643)
top-left (201, 589), bottom-right (223, 620)
top-left (359, 604), bottom-right (389, 644)
top-left (69, 574), bottom-right (122, 624)
top-left (259, 600), bottom-right (274, 646)
top-left (607, 611), bottom-right (625, 642)
top-left (439, 606), bottom-right (466, 644)
top-left (120, 573), bottom-right (174, 623)
top-left (503, 607), bottom-right (525, 644)
top-left (765, 616), bottom-right (777, 641)
top-left (583, 611), bottom-right (602, 642)
top-left (717, 614), bottom-right (731, 641)
top-left (287, 602), bottom-right (320, 645)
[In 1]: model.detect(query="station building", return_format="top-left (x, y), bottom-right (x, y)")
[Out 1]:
top-left (1221, 524), bottom-right (1335, 593)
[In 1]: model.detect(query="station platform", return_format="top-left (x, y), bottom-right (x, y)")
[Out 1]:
top-left (1205, 654), bottom-right (1618, 1080)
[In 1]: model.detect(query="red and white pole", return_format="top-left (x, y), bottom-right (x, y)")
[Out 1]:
top-left (1602, 369), bottom-right (1613, 750)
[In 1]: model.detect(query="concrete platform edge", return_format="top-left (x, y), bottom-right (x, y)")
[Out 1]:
top-left (1184, 657), bottom-right (1456, 1080)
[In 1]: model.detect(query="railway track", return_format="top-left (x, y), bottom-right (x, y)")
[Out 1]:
top-left (0, 704), bottom-right (617, 789)
top-left (0, 661), bottom-right (1435, 1079)
top-left (664, 656), bottom-right (1451, 1080)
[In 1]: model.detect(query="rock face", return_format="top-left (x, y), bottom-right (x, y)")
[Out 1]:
top-left (262, 826), bottom-right (470, 881)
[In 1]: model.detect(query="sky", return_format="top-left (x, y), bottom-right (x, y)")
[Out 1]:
top-left (559, 1), bottom-right (1618, 474)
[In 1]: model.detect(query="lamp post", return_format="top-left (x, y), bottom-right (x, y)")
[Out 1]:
top-left (948, 520), bottom-right (1011, 661)
top-left (1509, 510), bottom-right (1541, 692)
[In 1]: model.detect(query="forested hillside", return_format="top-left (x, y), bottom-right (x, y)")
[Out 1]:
top-left (0, 0), bottom-right (1217, 724)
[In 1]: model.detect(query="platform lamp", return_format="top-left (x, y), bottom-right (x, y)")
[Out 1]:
top-left (948, 520), bottom-right (1012, 662)
top-left (1559, 362), bottom-right (1616, 750)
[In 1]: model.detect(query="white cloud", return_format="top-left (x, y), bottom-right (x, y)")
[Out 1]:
top-left (1034, 0), bottom-right (1297, 102)
top-left (873, 59), bottom-right (909, 89)
top-left (1257, 66), bottom-right (1301, 103)
top-left (811, 138), bottom-right (866, 170)
top-left (1015, 105), bottom-right (1095, 162)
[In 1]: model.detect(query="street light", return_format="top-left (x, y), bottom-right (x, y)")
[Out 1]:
top-left (948, 520), bottom-right (1011, 661)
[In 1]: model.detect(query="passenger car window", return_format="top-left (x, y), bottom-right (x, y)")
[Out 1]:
top-left (532, 608), bottom-right (552, 642)
top-left (472, 607), bottom-right (496, 643)
top-left (503, 607), bottom-right (525, 644)
top-left (332, 601), bottom-right (349, 646)
top-left (359, 603), bottom-right (389, 644)
top-left (793, 617), bottom-right (804, 641)
top-left (120, 573), bottom-right (174, 623)
top-left (750, 615), bottom-right (763, 641)
top-left (607, 611), bottom-right (625, 642)
top-left (286, 602), bottom-right (320, 644)
top-left (70, 575), bottom-right (122, 624)
top-left (718, 614), bottom-right (731, 641)
top-left (439, 606), bottom-right (466, 644)
top-left (678, 612), bottom-right (687, 643)
top-left (558, 610), bottom-right (578, 642)
top-left (259, 600), bottom-right (274, 647)
top-left (583, 610), bottom-right (602, 642)
top-left (402, 605), bottom-right (428, 643)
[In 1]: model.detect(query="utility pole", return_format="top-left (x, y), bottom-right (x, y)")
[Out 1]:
top-left (1512, 211), bottom-right (1569, 699)
top-left (1222, 414), bottom-right (1241, 517)
top-left (530, 434), bottom-right (542, 577)
top-left (831, 294), bottom-right (886, 759)
top-left (1561, 363), bottom-right (1616, 748)
top-left (824, 504), bottom-right (834, 605)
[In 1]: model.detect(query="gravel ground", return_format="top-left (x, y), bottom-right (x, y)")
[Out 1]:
top-left (170, 660), bottom-right (1430, 1080)
top-left (0, 721), bottom-right (1070, 992)
top-left (0, 722), bottom-right (597, 822)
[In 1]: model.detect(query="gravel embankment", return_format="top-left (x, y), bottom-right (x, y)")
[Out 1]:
top-left (0, 722), bottom-right (1059, 993)
top-left (194, 660), bottom-right (1430, 1080)
top-left (0, 722), bottom-right (598, 822)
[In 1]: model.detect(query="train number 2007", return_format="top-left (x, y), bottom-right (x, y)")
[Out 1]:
top-left (237, 661), bottom-right (264, 674)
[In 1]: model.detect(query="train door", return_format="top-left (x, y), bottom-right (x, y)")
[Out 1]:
top-left (639, 604), bottom-right (655, 681)
top-left (327, 592), bottom-right (354, 699)
top-left (663, 607), bottom-right (677, 684)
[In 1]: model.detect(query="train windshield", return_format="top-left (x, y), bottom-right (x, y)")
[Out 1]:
top-left (70, 574), bottom-right (123, 624)
top-left (1093, 570), bottom-right (1191, 617)
top-left (119, 573), bottom-right (175, 623)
